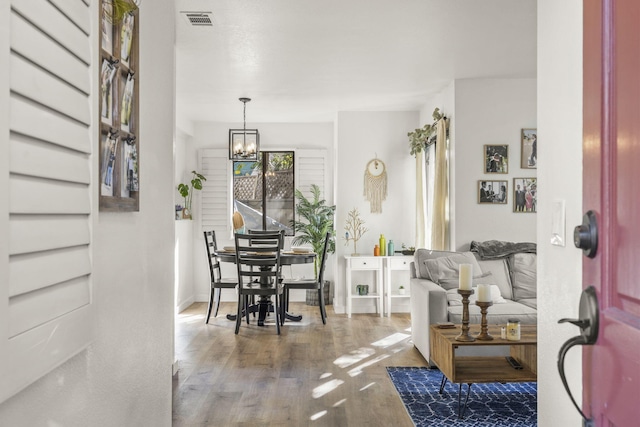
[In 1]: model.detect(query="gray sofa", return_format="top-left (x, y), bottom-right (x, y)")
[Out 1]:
top-left (409, 241), bottom-right (537, 364)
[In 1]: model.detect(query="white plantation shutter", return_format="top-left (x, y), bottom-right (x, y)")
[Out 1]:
top-left (200, 149), bottom-right (231, 236)
top-left (0, 0), bottom-right (93, 403)
top-left (295, 149), bottom-right (328, 203)
top-left (198, 148), bottom-right (328, 237)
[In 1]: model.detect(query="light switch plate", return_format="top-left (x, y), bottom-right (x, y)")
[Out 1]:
top-left (551, 199), bottom-right (566, 246)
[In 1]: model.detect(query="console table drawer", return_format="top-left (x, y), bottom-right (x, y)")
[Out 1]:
top-left (350, 257), bottom-right (382, 270)
top-left (388, 257), bottom-right (411, 270)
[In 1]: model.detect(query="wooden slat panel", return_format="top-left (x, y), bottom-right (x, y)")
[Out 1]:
top-left (9, 214), bottom-right (90, 255)
top-left (9, 275), bottom-right (90, 338)
top-left (10, 11), bottom-right (89, 93)
top-left (10, 175), bottom-right (90, 214)
top-left (10, 96), bottom-right (90, 154)
top-left (201, 150), bottom-right (230, 233)
top-left (10, 54), bottom-right (90, 125)
top-left (47, 0), bottom-right (90, 35)
top-left (10, 135), bottom-right (90, 184)
top-left (11, 0), bottom-right (90, 63)
top-left (9, 246), bottom-right (91, 297)
top-left (3, 304), bottom-right (91, 403)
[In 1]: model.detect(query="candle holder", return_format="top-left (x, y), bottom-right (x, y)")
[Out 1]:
top-left (455, 289), bottom-right (476, 342)
top-left (475, 301), bottom-right (494, 340)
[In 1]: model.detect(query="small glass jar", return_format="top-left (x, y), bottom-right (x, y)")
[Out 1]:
top-left (506, 319), bottom-right (521, 341)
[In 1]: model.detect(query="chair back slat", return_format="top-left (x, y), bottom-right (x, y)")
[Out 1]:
top-left (203, 230), bottom-right (223, 282)
top-left (234, 232), bottom-right (283, 289)
top-left (317, 232), bottom-right (331, 284)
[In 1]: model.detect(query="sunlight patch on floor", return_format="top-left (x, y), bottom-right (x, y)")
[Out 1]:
top-left (359, 382), bottom-right (375, 391)
top-left (176, 313), bottom-right (205, 324)
top-left (332, 398), bottom-right (347, 407)
top-left (319, 372), bottom-right (332, 379)
top-left (347, 354), bottom-right (390, 377)
top-left (312, 379), bottom-right (345, 398)
top-left (371, 332), bottom-right (410, 348)
top-left (310, 410), bottom-right (327, 421)
top-left (333, 347), bottom-right (375, 368)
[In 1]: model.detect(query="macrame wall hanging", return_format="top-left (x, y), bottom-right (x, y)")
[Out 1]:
top-left (363, 157), bottom-right (387, 213)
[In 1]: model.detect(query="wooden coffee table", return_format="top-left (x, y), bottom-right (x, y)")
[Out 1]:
top-left (430, 324), bottom-right (537, 418)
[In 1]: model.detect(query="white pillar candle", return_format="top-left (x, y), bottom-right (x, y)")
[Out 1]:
top-left (477, 284), bottom-right (491, 302)
top-left (459, 263), bottom-right (472, 290)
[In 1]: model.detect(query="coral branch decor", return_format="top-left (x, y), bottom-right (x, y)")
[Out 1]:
top-left (343, 208), bottom-right (368, 256)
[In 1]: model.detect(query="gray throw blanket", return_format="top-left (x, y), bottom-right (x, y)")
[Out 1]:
top-left (470, 240), bottom-right (536, 259)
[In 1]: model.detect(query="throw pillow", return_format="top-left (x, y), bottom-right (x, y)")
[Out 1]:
top-left (446, 283), bottom-right (507, 306)
top-left (423, 252), bottom-right (483, 288)
top-left (511, 253), bottom-right (537, 300)
top-left (439, 271), bottom-right (495, 291)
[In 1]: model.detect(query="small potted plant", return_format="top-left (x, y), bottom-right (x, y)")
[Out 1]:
top-left (401, 243), bottom-right (416, 255)
top-left (177, 170), bottom-right (206, 220)
top-left (398, 285), bottom-right (406, 295)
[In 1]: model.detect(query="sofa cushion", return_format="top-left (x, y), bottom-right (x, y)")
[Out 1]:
top-left (475, 257), bottom-right (513, 300)
top-left (517, 298), bottom-right (537, 309)
top-left (423, 251), bottom-right (483, 286)
top-left (511, 253), bottom-right (537, 300)
top-left (446, 284), bottom-right (506, 306)
top-left (414, 249), bottom-right (459, 279)
top-left (448, 300), bottom-right (537, 325)
top-left (439, 271), bottom-right (495, 291)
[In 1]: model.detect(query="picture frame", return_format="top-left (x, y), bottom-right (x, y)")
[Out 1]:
top-left (521, 128), bottom-right (537, 169)
top-left (513, 177), bottom-right (537, 213)
top-left (478, 180), bottom-right (508, 204)
top-left (484, 144), bottom-right (508, 173)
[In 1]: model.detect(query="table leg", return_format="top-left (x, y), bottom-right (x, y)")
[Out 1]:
top-left (457, 383), bottom-right (472, 419)
top-left (439, 375), bottom-right (448, 394)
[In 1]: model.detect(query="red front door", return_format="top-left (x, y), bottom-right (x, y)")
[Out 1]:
top-left (583, 0), bottom-right (640, 424)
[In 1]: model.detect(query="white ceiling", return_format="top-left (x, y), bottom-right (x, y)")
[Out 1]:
top-left (175, 0), bottom-right (537, 124)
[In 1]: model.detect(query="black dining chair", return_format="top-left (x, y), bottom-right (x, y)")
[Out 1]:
top-left (282, 232), bottom-right (331, 324)
top-left (203, 230), bottom-right (238, 324)
top-left (234, 232), bottom-right (284, 334)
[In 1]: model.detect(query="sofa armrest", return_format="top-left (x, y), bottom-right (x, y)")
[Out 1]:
top-left (409, 278), bottom-right (448, 365)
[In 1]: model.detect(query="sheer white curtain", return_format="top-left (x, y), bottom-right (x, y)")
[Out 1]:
top-left (430, 118), bottom-right (449, 250)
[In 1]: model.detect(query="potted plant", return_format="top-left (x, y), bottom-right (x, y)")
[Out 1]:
top-left (398, 285), bottom-right (406, 295)
top-left (289, 184), bottom-right (336, 305)
top-left (103, 0), bottom-right (138, 24)
top-left (177, 170), bottom-right (206, 219)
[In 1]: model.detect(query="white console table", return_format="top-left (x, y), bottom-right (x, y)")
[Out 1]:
top-left (345, 255), bottom-right (413, 318)
top-left (384, 256), bottom-right (412, 317)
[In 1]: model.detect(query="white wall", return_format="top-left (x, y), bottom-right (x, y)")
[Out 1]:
top-left (175, 131), bottom-right (195, 312)
top-left (335, 111), bottom-right (419, 313)
top-left (453, 78), bottom-right (537, 250)
top-left (184, 121), bottom-right (335, 305)
top-left (537, 1), bottom-right (583, 426)
top-left (0, 2), bottom-right (176, 425)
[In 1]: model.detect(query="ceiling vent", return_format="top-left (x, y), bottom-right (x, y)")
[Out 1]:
top-left (181, 11), bottom-right (213, 27)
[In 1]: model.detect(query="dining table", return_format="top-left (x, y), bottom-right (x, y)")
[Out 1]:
top-left (214, 249), bottom-right (316, 326)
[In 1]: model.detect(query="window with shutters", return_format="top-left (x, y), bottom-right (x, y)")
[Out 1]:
top-left (200, 148), bottom-right (327, 239)
top-left (0, 0), bottom-right (93, 403)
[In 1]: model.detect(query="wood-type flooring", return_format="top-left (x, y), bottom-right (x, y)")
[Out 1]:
top-left (173, 302), bottom-right (427, 426)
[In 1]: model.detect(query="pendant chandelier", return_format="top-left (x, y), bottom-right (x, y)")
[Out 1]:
top-left (229, 97), bottom-right (259, 161)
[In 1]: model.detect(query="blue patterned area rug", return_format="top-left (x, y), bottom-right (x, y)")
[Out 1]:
top-left (387, 367), bottom-right (536, 427)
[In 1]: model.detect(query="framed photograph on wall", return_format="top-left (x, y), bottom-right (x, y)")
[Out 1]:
top-left (521, 128), bottom-right (537, 168)
top-left (513, 177), bottom-right (537, 213)
top-left (478, 180), bottom-right (508, 204)
top-left (484, 144), bottom-right (508, 173)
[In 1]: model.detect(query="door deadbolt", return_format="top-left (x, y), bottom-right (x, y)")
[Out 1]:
top-left (574, 210), bottom-right (598, 258)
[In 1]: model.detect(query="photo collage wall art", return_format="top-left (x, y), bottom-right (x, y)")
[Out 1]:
top-left (477, 129), bottom-right (537, 213)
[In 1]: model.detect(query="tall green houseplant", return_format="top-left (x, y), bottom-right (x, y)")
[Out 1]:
top-left (290, 184), bottom-right (336, 277)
